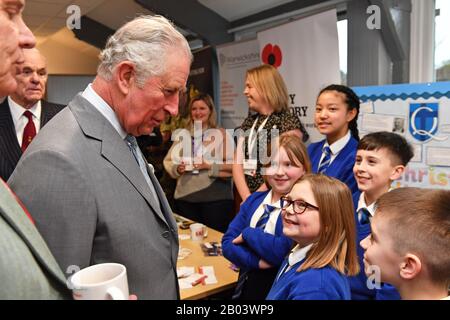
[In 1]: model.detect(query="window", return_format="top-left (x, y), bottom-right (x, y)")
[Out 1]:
top-left (337, 19), bottom-right (348, 85)
top-left (435, 0), bottom-right (450, 81)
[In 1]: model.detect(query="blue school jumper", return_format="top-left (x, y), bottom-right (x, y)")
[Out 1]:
top-left (222, 191), bottom-right (292, 299)
top-left (348, 208), bottom-right (401, 300)
top-left (267, 258), bottom-right (351, 300)
top-left (308, 137), bottom-right (360, 201)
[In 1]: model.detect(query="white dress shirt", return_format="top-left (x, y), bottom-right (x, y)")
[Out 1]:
top-left (249, 190), bottom-right (282, 235)
top-left (8, 97), bottom-right (41, 147)
top-left (81, 84), bottom-right (127, 139)
top-left (319, 130), bottom-right (351, 166)
top-left (356, 192), bottom-right (376, 221)
top-left (276, 243), bottom-right (314, 281)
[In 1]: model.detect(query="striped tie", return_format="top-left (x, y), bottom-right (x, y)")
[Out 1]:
top-left (359, 207), bottom-right (371, 225)
top-left (318, 146), bottom-right (332, 173)
top-left (255, 204), bottom-right (276, 230)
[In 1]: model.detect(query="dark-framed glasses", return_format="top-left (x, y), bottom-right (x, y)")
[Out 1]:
top-left (280, 196), bottom-right (319, 215)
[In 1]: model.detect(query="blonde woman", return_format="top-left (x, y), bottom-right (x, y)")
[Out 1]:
top-left (164, 93), bottom-right (233, 232)
top-left (233, 64), bottom-right (308, 203)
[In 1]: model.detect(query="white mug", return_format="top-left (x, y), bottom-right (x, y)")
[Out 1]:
top-left (190, 223), bottom-right (208, 241)
top-left (70, 263), bottom-right (129, 300)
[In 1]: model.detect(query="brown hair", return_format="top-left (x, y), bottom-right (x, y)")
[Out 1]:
top-left (357, 131), bottom-right (414, 166)
top-left (376, 187), bottom-right (450, 286)
top-left (246, 64), bottom-right (289, 113)
top-left (186, 93), bottom-right (217, 129)
top-left (297, 174), bottom-right (359, 276)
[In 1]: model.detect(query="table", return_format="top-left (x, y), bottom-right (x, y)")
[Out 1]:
top-left (176, 219), bottom-right (238, 300)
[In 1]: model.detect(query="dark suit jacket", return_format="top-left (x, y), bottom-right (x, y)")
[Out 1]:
top-left (0, 98), bottom-right (65, 181)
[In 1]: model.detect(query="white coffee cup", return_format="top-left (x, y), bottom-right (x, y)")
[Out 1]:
top-left (70, 263), bottom-right (129, 300)
top-left (190, 223), bottom-right (208, 241)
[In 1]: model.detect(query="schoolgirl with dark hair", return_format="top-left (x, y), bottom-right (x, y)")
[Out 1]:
top-left (307, 84), bottom-right (360, 200)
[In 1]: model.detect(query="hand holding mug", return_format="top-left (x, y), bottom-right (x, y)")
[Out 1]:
top-left (70, 263), bottom-right (129, 300)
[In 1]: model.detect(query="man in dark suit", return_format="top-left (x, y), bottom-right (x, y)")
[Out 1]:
top-left (0, 47), bottom-right (64, 181)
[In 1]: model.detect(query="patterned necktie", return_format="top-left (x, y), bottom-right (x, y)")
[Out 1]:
top-left (255, 204), bottom-right (276, 230)
top-left (318, 146), bottom-right (331, 173)
top-left (21, 111), bottom-right (36, 152)
top-left (125, 135), bottom-right (160, 210)
top-left (359, 207), bottom-right (371, 225)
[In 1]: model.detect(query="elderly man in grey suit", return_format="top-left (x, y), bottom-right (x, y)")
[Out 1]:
top-left (9, 15), bottom-right (192, 299)
top-left (0, 0), bottom-right (70, 299)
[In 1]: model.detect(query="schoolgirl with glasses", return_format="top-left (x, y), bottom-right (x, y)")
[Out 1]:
top-left (267, 174), bottom-right (359, 300)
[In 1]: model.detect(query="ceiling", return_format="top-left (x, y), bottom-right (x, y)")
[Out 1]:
top-left (23, 0), bottom-right (331, 48)
top-left (197, 0), bottom-right (295, 22)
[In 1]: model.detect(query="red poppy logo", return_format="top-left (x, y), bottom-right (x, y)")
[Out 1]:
top-left (261, 44), bottom-right (282, 68)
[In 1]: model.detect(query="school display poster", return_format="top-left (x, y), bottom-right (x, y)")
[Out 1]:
top-left (353, 81), bottom-right (450, 189)
top-left (257, 9), bottom-right (341, 143)
top-left (216, 39), bottom-right (260, 129)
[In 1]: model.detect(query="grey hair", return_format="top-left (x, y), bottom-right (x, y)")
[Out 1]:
top-left (97, 15), bottom-right (192, 87)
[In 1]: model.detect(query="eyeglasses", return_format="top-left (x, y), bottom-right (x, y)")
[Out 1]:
top-left (280, 196), bottom-right (319, 215)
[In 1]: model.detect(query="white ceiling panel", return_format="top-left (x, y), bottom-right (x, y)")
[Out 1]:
top-left (198, 0), bottom-right (295, 21)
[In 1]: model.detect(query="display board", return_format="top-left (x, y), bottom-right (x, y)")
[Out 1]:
top-left (353, 81), bottom-right (450, 189)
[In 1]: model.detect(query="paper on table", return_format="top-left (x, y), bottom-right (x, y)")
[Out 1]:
top-left (178, 273), bottom-right (207, 289)
top-left (199, 266), bottom-right (218, 285)
top-left (177, 266), bottom-right (194, 278)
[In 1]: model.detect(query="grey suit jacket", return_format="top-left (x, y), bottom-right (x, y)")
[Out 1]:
top-left (0, 179), bottom-right (69, 299)
top-left (9, 94), bottom-right (180, 299)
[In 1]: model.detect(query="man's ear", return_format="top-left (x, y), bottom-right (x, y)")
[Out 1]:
top-left (390, 165), bottom-right (405, 181)
top-left (399, 253), bottom-right (422, 280)
top-left (114, 61), bottom-right (135, 95)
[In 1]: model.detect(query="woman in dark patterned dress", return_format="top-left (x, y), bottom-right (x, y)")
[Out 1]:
top-left (233, 64), bottom-right (309, 203)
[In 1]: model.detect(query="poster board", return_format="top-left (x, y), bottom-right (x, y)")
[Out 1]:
top-left (353, 81), bottom-right (450, 189)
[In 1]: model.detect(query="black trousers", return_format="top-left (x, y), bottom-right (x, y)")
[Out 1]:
top-left (175, 199), bottom-right (234, 233)
top-left (235, 268), bottom-right (279, 300)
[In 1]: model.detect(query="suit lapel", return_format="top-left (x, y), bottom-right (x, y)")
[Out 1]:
top-left (0, 180), bottom-right (67, 286)
top-left (69, 95), bottom-right (170, 226)
top-left (0, 99), bottom-right (22, 168)
top-left (146, 163), bottom-right (177, 231)
top-left (40, 100), bottom-right (51, 127)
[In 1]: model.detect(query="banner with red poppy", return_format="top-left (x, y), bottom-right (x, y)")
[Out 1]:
top-left (217, 39), bottom-right (260, 129)
top-left (257, 9), bottom-right (340, 143)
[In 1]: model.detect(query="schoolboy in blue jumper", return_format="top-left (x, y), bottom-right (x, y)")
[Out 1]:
top-left (223, 135), bottom-right (311, 300)
top-left (349, 131), bottom-right (413, 300)
top-left (308, 85), bottom-right (360, 201)
top-left (267, 174), bottom-right (359, 300)
top-left (361, 188), bottom-right (450, 300)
